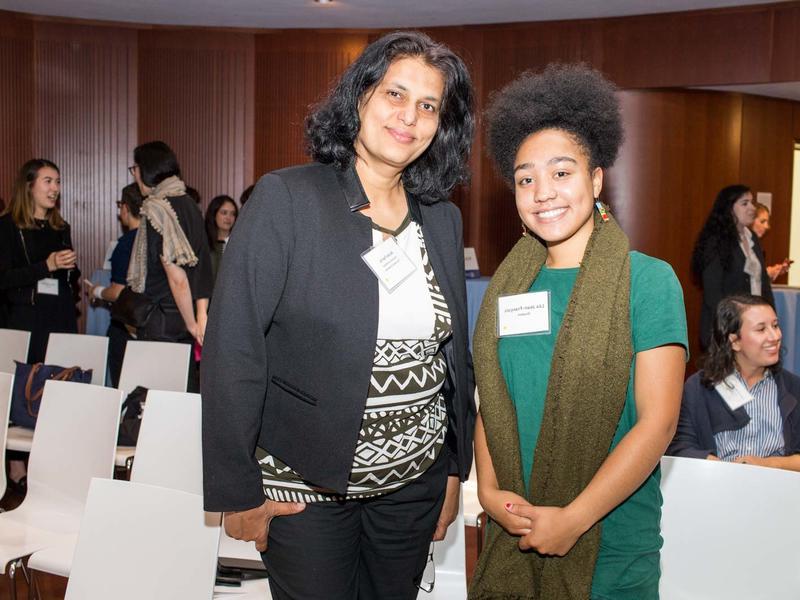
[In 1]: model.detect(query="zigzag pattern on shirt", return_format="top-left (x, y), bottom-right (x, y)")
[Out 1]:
top-left (259, 223), bottom-right (452, 502)
top-left (368, 357), bottom-right (447, 396)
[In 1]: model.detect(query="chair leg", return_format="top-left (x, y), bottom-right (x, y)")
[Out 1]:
top-left (28, 568), bottom-right (42, 600)
top-left (125, 455), bottom-right (134, 480)
top-left (8, 558), bottom-right (21, 600)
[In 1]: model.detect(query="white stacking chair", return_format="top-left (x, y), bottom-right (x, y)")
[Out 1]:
top-left (0, 380), bottom-right (121, 599)
top-left (27, 391), bottom-right (203, 579)
top-left (0, 329), bottom-right (30, 374)
top-left (115, 340), bottom-right (191, 474)
top-left (6, 332), bottom-right (110, 456)
top-left (64, 478), bottom-right (221, 600)
top-left (44, 332), bottom-right (109, 386)
top-left (424, 488), bottom-right (468, 599)
top-left (659, 455), bottom-right (800, 600)
top-left (0, 373), bottom-right (14, 503)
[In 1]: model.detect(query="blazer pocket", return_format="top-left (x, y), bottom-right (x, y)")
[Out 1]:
top-left (270, 376), bottom-right (319, 406)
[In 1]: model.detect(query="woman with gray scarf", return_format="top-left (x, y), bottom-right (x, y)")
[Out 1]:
top-left (128, 141), bottom-right (212, 389)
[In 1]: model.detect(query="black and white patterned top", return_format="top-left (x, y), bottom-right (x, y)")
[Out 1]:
top-left (258, 222), bottom-right (452, 502)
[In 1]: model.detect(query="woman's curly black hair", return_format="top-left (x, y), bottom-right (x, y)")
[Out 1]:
top-left (690, 184), bottom-right (751, 280)
top-left (305, 31), bottom-right (475, 205)
top-left (485, 63), bottom-right (623, 183)
top-left (702, 294), bottom-right (781, 386)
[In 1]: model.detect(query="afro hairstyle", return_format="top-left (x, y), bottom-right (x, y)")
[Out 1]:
top-left (486, 63), bottom-right (623, 184)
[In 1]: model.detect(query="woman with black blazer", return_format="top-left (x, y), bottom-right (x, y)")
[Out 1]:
top-left (692, 184), bottom-right (774, 350)
top-left (0, 159), bottom-right (79, 363)
top-left (201, 31), bottom-right (476, 600)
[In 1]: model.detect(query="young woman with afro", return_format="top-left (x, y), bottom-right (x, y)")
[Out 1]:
top-left (469, 64), bottom-right (688, 600)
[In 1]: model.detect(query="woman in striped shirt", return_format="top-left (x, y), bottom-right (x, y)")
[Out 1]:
top-left (669, 294), bottom-right (800, 470)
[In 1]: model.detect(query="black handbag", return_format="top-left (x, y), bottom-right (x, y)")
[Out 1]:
top-left (111, 287), bottom-right (158, 329)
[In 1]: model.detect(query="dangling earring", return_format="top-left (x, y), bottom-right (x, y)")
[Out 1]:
top-left (521, 222), bottom-right (528, 237)
top-left (595, 199), bottom-right (609, 223)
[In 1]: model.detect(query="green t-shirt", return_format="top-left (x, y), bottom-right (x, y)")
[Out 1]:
top-left (498, 251), bottom-right (688, 600)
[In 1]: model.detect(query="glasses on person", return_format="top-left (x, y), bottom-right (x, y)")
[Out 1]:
top-left (128, 165), bottom-right (137, 176)
top-left (416, 542), bottom-right (435, 593)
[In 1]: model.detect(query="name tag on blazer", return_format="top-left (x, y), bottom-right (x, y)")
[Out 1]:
top-left (361, 237), bottom-right (416, 293)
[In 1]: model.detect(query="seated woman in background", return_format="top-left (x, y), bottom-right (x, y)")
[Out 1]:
top-left (692, 185), bottom-right (773, 350)
top-left (750, 201), bottom-right (792, 282)
top-left (668, 294), bottom-right (800, 471)
top-left (204, 194), bottom-right (238, 284)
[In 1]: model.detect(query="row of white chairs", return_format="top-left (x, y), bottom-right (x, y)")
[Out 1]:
top-left (1, 329), bottom-right (191, 476)
top-left (0, 379), bottom-right (270, 599)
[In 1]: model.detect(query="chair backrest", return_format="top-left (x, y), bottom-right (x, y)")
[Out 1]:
top-left (660, 455), bottom-right (800, 599)
top-left (0, 328), bottom-right (30, 373)
top-left (23, 380), bottom-right (122, 517)
top-left (45, 332), bottom-right (109, 385)
top-left (117, 340), bottom-right (191, 398)
top-left (0, 372), bottom-right (13, 500)
top-left (130, 391), bottom-right (203, 495)
top-left (427, 489), bottom-right (467, 599)
top-left (65, 478), bottom-right (221, 600)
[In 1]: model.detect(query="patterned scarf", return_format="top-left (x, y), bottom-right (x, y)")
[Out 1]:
top-left (127, 176), bottom-right (197, 293)
top-left (469, 209), bottom-right (633, 600)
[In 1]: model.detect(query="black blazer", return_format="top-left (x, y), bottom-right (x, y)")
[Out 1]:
top-left (700, 237), bottom-right (774, 349)
top-left (201, 163), bottom-right (476, 512)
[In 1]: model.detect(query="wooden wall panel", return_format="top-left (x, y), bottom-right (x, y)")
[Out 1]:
top-left (0, 13), bottom-right (33, 206)
top-left (771, 5), bottom-right (800, 82)
top-left (609, 90), bottom-right (744, 364)
top-left (33, 22), bottom-right (138, 330)
top-left (138, 30), bottom-right (254, 207)
top-left (600, 6), bottom-right (774, 88)
top-left (738, 94), bottom-right (797, 282)
top-left (253, 31), bottom-right (368, 178)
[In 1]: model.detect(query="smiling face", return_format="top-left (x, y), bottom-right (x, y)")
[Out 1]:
top-left (513, 128), bottom-right (603, 263)
top-left (732, 191), bottom-right (755, 229)
top-left (29, 166), bottom-right (61, 219)
top-left (354, 56), bottom-right (444, 175)
top-left (751, 208), bottom-right (770, 238)
top-left (730, 304), bottom-right (782, 373)
top-left (215, 201), bottom-right (237, 238)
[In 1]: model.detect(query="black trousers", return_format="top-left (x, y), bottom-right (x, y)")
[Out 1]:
top-left (262, 449), bottom-right (448, 600)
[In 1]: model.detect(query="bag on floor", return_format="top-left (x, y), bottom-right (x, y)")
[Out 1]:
top-left (117, 385), bottom-right (149, 446)
top-left (10, 361), bottom-right (93, 429)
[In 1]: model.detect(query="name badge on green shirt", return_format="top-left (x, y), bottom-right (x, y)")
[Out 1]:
top-left (497, 291), bottom-right (551, 337)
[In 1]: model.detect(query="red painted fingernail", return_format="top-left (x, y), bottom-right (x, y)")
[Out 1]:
top-left (504, 502), bottom-right (513, 510)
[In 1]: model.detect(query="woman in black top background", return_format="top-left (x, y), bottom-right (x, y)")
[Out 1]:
top-left (692, 184), bottom-right (773, 350)
top-left (0, 158), bottom-right (79, 363)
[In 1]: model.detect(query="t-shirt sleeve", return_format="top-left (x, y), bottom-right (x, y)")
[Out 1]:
top-left (630, 253), bottom-right (689, 357)
top-left (109, 233), bottom-right (134, 285)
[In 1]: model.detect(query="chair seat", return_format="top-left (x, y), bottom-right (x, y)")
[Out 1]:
top-left (0, 518), bottom-right (75, 575)
top-left (6, 425), bottom-right (34, 453)
top-left (27, 535), bottom-right (76, 577)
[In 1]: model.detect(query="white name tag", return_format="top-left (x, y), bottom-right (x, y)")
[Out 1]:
top-left (361, 236), bottom-right (417, 293)
top-left (497, 291), bottom-right (551, 337)
top-left (37, 278), bottom-right (59, 296)
top-left (714, 375), bottom-right (754, 411)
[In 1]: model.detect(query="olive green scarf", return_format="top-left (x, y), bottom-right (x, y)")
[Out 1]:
top-left (469, 210), bottom-right (633, 600)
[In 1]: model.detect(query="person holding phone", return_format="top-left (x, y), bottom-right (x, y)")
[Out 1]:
top-left (0, 158), bottom-right (80, 363)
